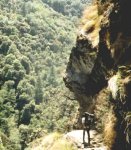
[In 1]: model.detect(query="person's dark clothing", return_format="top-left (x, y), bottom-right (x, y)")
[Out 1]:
top-left (82, 112), bottom-right (94, 146)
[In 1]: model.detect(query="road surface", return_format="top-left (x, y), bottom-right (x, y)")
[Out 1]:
top-left (64, 130), bottom-right (107, 150)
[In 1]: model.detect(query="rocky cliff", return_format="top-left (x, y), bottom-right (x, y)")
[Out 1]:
top-left (64, 0), bottom-right (131, 149)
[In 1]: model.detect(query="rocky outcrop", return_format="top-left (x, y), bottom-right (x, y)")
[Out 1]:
top-left (64, 0), bottom-right (131, 149)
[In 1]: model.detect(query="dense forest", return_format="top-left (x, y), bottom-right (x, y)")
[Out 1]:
top-left (0, 0), bottom-right (92, 149)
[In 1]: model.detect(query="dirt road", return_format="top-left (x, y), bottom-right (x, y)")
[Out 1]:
top-left (64, 130), bottom-right (107, 150)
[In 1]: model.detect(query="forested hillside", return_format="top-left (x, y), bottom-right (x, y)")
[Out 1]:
top-left (0, 0), bottom-right (90, 149)
top-left (42, 0), bottom-right (91, 19)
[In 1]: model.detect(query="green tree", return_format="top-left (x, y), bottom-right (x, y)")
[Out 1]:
top-left (35, 76), bottom-right (43, 104)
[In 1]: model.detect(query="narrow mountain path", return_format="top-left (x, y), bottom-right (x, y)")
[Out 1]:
top-left (64, 130), bottom-right (107, 150)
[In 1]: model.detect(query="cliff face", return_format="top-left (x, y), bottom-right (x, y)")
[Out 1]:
top-left (64, 0), bottom-right (131, 149)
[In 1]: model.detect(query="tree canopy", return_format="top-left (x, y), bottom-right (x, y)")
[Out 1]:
top-left (0, 0), bottom-right (91, 149)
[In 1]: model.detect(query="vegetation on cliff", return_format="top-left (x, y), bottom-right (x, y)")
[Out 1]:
top-left (64, 0), bottom-right (131, 150)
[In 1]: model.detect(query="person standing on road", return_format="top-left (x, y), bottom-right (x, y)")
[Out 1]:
top-left (82, 112), bottom-right (94, 146)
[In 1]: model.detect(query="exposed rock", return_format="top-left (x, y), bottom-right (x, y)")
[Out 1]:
top-left (64, 0), bottom-right (131, 149)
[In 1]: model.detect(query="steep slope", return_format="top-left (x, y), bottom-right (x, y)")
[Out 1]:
top-left (64, 0), bottom-right (131, 149)
top-left (0, 0), bottom-right (79, 149)
top-left (26, 132), bottom-right (77, 150)
top-left (42, 0), bottom-right (92, 18)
